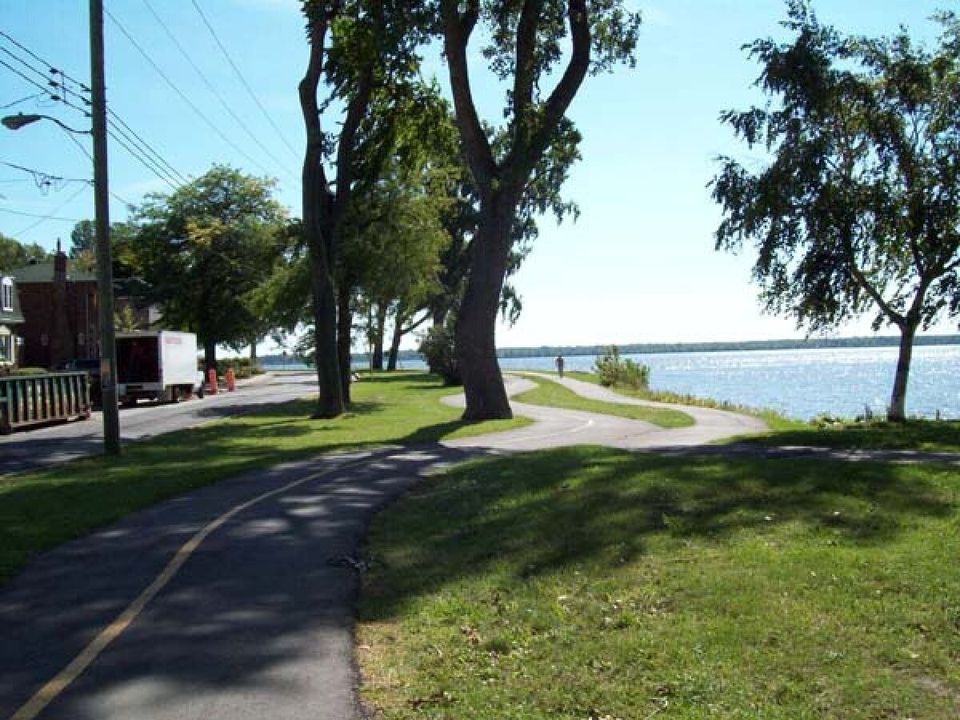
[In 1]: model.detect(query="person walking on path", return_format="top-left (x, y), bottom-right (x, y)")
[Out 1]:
top-left (555, 355), bottom-right (565, 378)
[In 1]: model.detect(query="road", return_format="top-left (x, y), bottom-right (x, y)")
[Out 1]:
top-left (0, 372), bottom-right (318, 477)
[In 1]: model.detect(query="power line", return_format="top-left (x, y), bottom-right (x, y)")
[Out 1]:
top-left (14, 183), bottom-right (89, 236)
top-left (1, 92), bottom-right (45, 109)
top-left (141, 0), bottom-right (295, 180)
top-left (105, 6), bottom-right (278, 178)
top-left (106, 109), bottom-right (191, 185)
top-left (0, 205), bottom-right (82, 223)
top-left (190, 0), bottom-right (300, 162)
top-left (0, 160), bottom-right (90, 192)
top-left (0, 56), bottom-right (55, 97)
top-left (0, 54), bottom-right (91, 118)
top-left (65, 132), bottom-right (94, 161)
top-left (107, 129), bottom-right (180, 191)
top-left (0, 43), bottom-right (90, 112)
top-left (0, 29), bottom-right (90, 92)
top-left (0, 31), bottom-right (188, 191)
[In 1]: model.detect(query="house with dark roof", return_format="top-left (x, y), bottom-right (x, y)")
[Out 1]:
top-left (11, 245), bottom-right (154, 369)
top-left (0, 273), bottom-right (25, 369)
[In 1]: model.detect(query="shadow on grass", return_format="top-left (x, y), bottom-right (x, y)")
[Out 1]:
top-left (748, 419), bottom-right (960, 452)
top-left (359, 446), bottom-right (957, 621)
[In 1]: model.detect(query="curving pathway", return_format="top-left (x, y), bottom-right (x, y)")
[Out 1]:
top-left (0, 374), bottom-right (951, 720)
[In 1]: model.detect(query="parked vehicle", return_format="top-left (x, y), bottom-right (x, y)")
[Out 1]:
top-left (116, 331), bottom-right (204, 405)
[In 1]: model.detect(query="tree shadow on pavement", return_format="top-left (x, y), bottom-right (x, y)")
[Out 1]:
top-left (0, 444), bottom-right (489, 720)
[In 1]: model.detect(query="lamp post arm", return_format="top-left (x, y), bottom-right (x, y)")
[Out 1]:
top-left (0, 112), bottom-right (91, 135)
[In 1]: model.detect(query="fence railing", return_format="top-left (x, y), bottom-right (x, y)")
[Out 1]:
top-left (0, 372), bottom-right (91, 434)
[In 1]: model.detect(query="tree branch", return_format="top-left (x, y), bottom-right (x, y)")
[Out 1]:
top-left (512, 0), bottom-right (544, 133)
top-left (508, 0), bottom-right (590, 192)
top-left (401, 309), bottom-right (431, 334)
top-left (440, 0), bottom-right (497, 195)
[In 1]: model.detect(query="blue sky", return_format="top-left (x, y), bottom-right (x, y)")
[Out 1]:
top-left (0, 0), bottom-right (955, 351)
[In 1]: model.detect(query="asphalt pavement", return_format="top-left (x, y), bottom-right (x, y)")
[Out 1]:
top-left (0, 372), bottom-right (317, 477)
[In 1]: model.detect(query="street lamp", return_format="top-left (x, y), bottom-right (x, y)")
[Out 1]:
top-left (1, 113), bottom-right (90, 136)
top-left (1, 2), bottom-right (120, 456)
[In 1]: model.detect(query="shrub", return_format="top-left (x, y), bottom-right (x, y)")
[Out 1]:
top-left (594, 345), bottom-right (649, 389)
top-left (418, 323), bottom-right (461, 386)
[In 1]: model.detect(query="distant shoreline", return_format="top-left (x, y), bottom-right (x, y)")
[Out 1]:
top-left (259, 333), bottom-right (960, 367)
top-left (495, 334), bottom-right (960, 359)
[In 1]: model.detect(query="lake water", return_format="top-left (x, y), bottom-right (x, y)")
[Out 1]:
top-left (266, 344), bottom-right (960, 420)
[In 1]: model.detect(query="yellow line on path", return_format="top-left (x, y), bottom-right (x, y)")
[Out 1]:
top-left (9, 459), bottom-right (358, 720)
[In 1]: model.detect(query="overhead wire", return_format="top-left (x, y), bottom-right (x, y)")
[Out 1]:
top-left (104, 5), bottom-right (277, 178)
top-left (106, 109), bottom-right (191, 185)
top-left (0, 29), bottom-right (90, 92)
top-left (0, 160), bottom-right (90, 193)
top-left (189, 0), bottom-right (300, 162)
top-left (13, 182), bottom-right (90, 236)
top-left (0, 31), bottom-right (188, 192)
top-left (141, 0), bottom-right (295, 180)
top-left (107, 128), bottom-right (180, 191)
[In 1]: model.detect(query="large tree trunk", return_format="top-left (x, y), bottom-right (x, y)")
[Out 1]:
top-left (456, 203), bottom-right (514, 420)
top-left (888, 320), bottom-right (917, 422)
top-left (310, 255), bottom-right (344, 418)
top-left (371, 304), bottom-right (387, 371)
top-left (337, 284), bottom-right (352, 404)
top-left (387, 303), bottom-right (405, 372)
top-left (249, 342), bottom-right (257, 364)
top-left (204, 337), bottom-right (217, 373)
top-left (300, 10), bottom-right (344, 419)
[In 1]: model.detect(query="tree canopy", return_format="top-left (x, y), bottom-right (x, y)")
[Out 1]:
top-left (131, 165), bottom-right (286, 369)
top-left (713, 1), bottom-right (960, 420)
top-left (0, 232), bottom-right (48, 272)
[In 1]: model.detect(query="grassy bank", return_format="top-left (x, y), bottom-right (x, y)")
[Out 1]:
top-left (358, 447), bottom-right (960, 719)
top-left (0, 373), bottom-right (527, 585)
top-left (562, 370), bottom-right (802, 432)
top-left (512, 374), bottom-right (694, 428)
top-left (740, 419), bottom-right (960, 454)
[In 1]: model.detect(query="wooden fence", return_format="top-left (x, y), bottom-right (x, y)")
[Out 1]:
top-left (0, 372), bottom-right (91, 434)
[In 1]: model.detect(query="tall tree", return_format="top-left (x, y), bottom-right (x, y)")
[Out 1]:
top-left (0, 233), bottom-right (48, 272)
top-left (439, 0), bottom-right (641, 419)
top-left (132, 165), bottom-right (286, 370)
top-left (713, 3), bottom-right (960, 421)
top-left (299, 1), bottom-right (427, 415)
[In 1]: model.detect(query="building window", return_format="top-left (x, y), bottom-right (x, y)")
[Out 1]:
top-left (1, 278), bottom-right (12, 311)
top-left (0, 332), bottom-right (11, 364)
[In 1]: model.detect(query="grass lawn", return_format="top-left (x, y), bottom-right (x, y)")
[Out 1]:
top-left (562, 370), bottom-right (804, 432)
top-left (739, 420), bottom-right (960, 454)
top-left (358, 447), bottom-right (960, 719)
top-left (0, 373), bottom-right (528, 585)
top-left (513, 374), bottom-right (694, 428)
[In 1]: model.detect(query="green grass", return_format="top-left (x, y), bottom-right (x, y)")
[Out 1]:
top-left (564, 370), bottom-right (805, 432)
top-left (741, 419), bottom-right (960, 454)
top-left (0, 373), bottom-right (528, 585)
top-left (512, 374), bottom-right (694, 428)
top-left (357, 447), bottom-right (960, 719)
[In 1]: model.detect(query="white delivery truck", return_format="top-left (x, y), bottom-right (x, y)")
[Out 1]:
top-left (115, 331), bottom-right (204, 405)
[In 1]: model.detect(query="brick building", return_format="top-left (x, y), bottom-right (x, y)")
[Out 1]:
top-left (11, 247), bottom-right (153, 369)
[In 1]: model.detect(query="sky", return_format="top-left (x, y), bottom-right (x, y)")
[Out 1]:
top-left (0, 0), bottom-right (956, 353)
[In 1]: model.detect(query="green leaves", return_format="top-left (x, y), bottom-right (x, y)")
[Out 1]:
top-left (713, 4), bottom-right (960, 418)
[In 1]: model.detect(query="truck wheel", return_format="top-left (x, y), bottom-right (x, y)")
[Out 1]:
top-left (197, 384), bottom-right (205, 399)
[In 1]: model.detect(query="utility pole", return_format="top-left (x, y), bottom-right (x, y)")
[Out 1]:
top-left (90, 0), bottom-right (120, 455)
